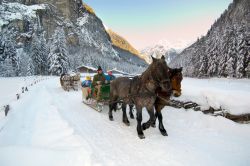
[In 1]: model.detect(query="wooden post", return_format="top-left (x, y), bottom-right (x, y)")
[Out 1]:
top-left (16, 94), bottom-right (20, 100)
top-left (4, 105), bottom-right (10, 116)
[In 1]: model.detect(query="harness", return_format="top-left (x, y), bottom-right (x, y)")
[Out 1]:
top-left (124, 73), bottom-right (171, 104)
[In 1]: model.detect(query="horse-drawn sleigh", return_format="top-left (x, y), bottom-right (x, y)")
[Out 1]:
top-left (60, 73), bottom-right (80, 91)
top-left (81, 56), bottom-right (183, 139)
top-left (82, 83), bottom-right (111, 112)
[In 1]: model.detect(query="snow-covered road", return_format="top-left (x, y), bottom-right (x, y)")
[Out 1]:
top-left (0, 77), bottom-right (250, 166)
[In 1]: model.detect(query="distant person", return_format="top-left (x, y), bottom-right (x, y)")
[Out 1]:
top-left (105, 70), bottom-right (116, 83)
top-left (92, 66), bottom-right (106, 101)
top-left (81, 76), bottom-right (92, 102)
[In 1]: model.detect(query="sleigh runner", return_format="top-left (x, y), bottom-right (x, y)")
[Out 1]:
top-left (82, 83), bottom-right (111, 112)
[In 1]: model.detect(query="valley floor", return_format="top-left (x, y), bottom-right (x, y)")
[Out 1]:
top-left (0, 77), bottom-right (250, 166)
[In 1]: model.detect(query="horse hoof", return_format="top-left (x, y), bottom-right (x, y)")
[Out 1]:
top-left (109, 116), bottom-right (114, 121)
top-left (138, 134), bottom-right (145, 139)
top-left (142, 123), bottom-right (147, 130)
top-left (151, 123), bottom-right (156, 128)
top-left (123, 120), bottom-right (130, 126)
top-left (161, 131), bottom-right (168, 136)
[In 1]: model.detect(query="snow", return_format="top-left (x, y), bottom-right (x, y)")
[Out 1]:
top-left (0, 77), bottom-right (250, 166)
top-left (177, 78), bottom-right (250, 115)
top-left (157, 39), bottom-right (194, 53)
top-left (140, 39), bottom-right (194, 64)
top-left (0, 2), bottom-right (46, 29)
top-left (77, 64), bottom-right (97, 72)
top-left (0, 76), bottom-right (46, 109)
top-left (77, 13), bottom-right (89, 26)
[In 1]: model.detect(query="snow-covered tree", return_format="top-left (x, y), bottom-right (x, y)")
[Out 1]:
top-left (0, 29), bottom-right (19, 77)
top-left (246, 62), bottom-right (250, 78)
top-left (27, 58), bottom-right (35, 76)
top-left (31, 32), bottom-right (49, 75)
top-left (48, 27), bottom-right (69, 75)
top-left (235, 33), bottom-right (246, 78)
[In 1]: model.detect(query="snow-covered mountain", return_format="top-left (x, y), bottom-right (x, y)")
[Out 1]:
top-left (0, 0), bottom-right (147, 76)
top-left (140, 40), bottom-right (193, 64)
top-left (106, 29), bottom-right (146, 66)
top-left (170, 0), bottom-right (250, 78)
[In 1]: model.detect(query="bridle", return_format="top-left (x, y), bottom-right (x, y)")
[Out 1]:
top-left (170, 74), bottom-right (182, 92)
top-left (149, 67), bottom-right (172, 92)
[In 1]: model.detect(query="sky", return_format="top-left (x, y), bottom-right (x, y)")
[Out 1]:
top-left (83, 0), bottom-right (233, 50)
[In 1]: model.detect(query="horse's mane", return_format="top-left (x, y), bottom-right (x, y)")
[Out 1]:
top-left (170, 68), bottom-right (182, 79)
top-left (140, 61), bottom-right (156, 83)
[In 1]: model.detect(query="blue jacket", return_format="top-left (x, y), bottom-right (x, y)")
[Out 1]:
top-left (81, 80), bottom-right (92, 87)
top-left (105, 75), bottom-right (116, 81)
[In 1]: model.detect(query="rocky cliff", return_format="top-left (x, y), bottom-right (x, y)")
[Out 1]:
top-left (0, 0), bottom-right (146, 76)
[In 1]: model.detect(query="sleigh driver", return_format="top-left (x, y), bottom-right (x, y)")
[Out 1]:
top-left (92, 66), bottom-right (106, 101)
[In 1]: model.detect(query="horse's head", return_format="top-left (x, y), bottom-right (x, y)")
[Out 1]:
top-left (170, 67), bottom-right (183, 97)
top-left (150, 56), bottom-right (171, 92)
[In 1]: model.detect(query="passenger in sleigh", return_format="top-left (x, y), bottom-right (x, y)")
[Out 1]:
top-left (81, 76), bottom-right (92, 102)
top-left (105, 70), bottom-right (116, 83)
top-left (92, 66), bottom-right (106, 101)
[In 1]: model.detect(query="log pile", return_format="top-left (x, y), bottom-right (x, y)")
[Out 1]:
top-left (168, 99), bottom-right (250, 123)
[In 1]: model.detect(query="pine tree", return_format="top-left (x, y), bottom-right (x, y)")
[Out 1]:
top-left (235, 32), bottom-right (246, 78)
top-left (0, 35), bottom-right (5, 61)
top-left (40, 33), bottom-right (49, 75)
top-left (225, 28), bottom-right (237, 77)
top-left (0, 28), bottom-right (18, 76)
top-left (30, 32), bottom-right (49, 75)
top-left (207, 41), bottom-right (218, 77)
top-left (246, 62), bottom-right (250, 78)
top-left (48, 27), bottom-right (69, 75)
top-left (17, 48), bottom-right (30, 76)
top-left (31, 34), bottom-right (41, 75)
top-left (27, 58), bottom-right (35, 76)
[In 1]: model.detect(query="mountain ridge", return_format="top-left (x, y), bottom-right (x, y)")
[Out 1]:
top-left (106, 29), bottom-right (146, 61)
top-left (140, 40), bottom-right (192, 64)
top-left (170, 0), bottom-right (250, 78)
top-left (0, 0), bottom-right (147, 76)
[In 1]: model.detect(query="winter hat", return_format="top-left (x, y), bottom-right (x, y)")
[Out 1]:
top-left (85, 76), bottom-right (91, 80)
top-left (107, 70), bottom-right (112, 75)
top-left (97, 66), bottom-right (102, 71)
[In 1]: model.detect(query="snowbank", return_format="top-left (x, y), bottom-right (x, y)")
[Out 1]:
top-left (0, 76), bottom-right (43, 107)
top-left (177, 78), bottom-right (250, 115)
top-left (0, 77), bottom-right (249, 166)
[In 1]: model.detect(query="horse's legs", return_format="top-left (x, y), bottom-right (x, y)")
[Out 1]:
top-left (156, 104), bottom-right (168, 136)
top-left (129, 104), bottom-right (134, 119)
top-left (122, 103), bottom-right (130, 126)
top-left (151, 110), bottom-right (157, 128)
top-left (136, 106), bottom-right (145, 139)
top-left (142, 107), bottom-right (155, 130)
top-left (151, 104), bottom-right (160, 128)
top-left (109, 102), bottom-right (117, 121)
top-left (109, 103), bottom-right (114, 121)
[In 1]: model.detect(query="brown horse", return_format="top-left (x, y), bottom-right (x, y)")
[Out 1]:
top-left (109, 56), bottom-right (171, 139)
top-left (152, 67), bottom-right (183, 136)
top-left (170, 67), bottom-right (183, 97)
top-left (124, 67), bottom-right (183, 136)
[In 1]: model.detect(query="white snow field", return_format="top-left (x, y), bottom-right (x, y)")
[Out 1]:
top-left (0, 76), bottom-right (49, 119)
top-left (0, 77), bottom-right (250, 166)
